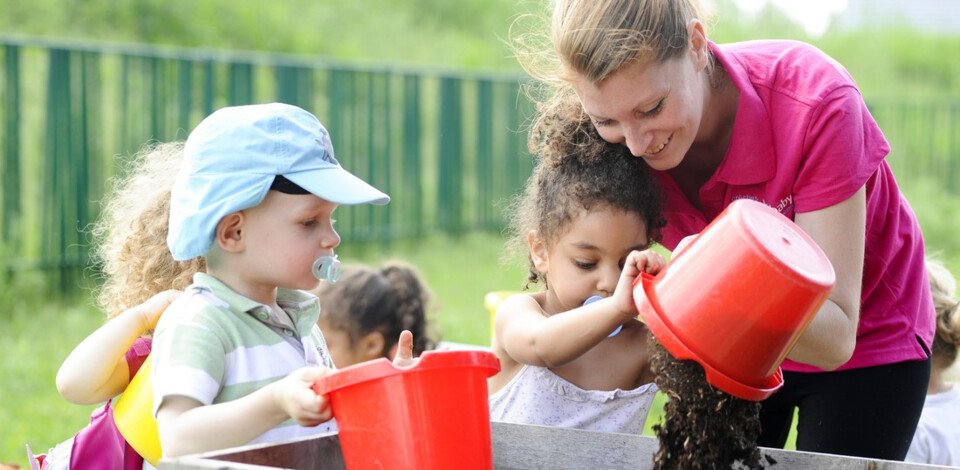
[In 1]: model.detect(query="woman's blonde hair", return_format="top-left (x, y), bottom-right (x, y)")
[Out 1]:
top-left (926, 257), bottom-right (960, 369)
top-left (90, 142), bottom-right (205, 319)
top-left (550, 0), bottom-right (706, 84)
top-left (512, 0), bottom-right (708, 152)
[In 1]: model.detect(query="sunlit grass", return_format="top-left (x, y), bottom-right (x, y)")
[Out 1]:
top-left (0, 231), bottom-right (519, 465)
top-left (4, 177), bottom-right (959, 464)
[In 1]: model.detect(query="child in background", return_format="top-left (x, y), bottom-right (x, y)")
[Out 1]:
top-left (153, 102), bottom-right (402, 458)
top-left (38, 142), bottom-right (205, 469)
top-left (906, 258), bottom-right (960, 466)
top-left (488, 102), bottom-right (665, 434)
top-left (314, 261), bottom-right (439, 368)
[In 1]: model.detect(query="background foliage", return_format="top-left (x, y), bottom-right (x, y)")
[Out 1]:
top-left (1, 0), bottom-right (959, 465)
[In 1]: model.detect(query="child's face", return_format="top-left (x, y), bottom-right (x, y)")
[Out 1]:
top-left (535, 206), bottom-right (649, 313)
top-left (318, 317), bottom-right (380, 368)
top-left (239, 191), bottom-right (341, 291)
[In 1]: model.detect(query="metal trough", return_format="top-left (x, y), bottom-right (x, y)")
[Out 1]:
top-left (159, 421), bottom-right (955, 469)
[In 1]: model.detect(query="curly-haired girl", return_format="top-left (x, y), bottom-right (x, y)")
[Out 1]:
top-left (488, 102), bottom-right (665, 434)
top-left (38, 142), bottom-right (206, 469)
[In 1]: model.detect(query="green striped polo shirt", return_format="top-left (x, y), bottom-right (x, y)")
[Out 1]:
top-left (151, 272), bottom-right (337, 445)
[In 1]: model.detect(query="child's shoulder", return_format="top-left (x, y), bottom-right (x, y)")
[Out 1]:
top-left (156, 285), bottom-right (232, 330)
top-left (497, 291), bottom-right (544, 315)
top-left (493, 292), bottom-right (549, 333)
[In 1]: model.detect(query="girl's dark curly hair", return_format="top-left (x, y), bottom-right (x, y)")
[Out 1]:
top-left (507, 97), bottom-right (665, 288)
top-left (314, 261), bottom-right (440, 357)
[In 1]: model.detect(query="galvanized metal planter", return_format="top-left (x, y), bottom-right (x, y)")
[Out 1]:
top-left (159, 421), bottom-right (955, 470)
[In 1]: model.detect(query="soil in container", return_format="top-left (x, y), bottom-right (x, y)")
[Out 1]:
top-left (649, 336), bottom-right (776, 470)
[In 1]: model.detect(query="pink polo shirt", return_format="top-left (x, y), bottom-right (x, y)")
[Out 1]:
top-left (655, 40), bottom-right (934, 372)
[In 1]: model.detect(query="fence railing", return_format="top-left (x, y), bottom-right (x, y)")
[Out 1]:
top-left (2, 35), bottom-right (959, 290)
top-left (0, 35), bottom-right (535, 287)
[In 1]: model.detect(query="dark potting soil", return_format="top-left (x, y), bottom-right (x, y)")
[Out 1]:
top-left (649, 336), bottom-right (775, 469)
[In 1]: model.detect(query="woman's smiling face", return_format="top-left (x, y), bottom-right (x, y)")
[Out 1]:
top-left (572, 53), bottom-right (708, 172)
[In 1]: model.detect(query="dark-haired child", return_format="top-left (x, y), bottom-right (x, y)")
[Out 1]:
top-left (488, 105), bottom-right (665, 434)
top-left (314, 261), bottom-right (439, 367)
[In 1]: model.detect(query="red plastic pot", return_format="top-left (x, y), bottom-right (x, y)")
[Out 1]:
top-left (313, 350), bottom-right (500, 469)
top-left (635, 199), bottom-right (835, 401)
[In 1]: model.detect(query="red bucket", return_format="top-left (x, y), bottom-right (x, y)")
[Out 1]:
top-left (635, 199), bottom-right (835, 401)
top-left (313, 350), bottom-right (500, 469)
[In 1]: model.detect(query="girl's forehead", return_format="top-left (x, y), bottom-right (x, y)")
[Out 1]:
top-left (551, 206), bottom-right (649, 247)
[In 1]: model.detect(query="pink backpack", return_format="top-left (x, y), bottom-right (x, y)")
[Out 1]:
top-left (32, 338), bottom-right (152, 470)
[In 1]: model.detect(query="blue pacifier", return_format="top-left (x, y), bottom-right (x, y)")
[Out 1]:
top-left (583, 295), bottom-right (622, 338)
top-left (311, 255), bottom-right (341, 284)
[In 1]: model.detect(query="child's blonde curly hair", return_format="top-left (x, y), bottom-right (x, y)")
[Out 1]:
top-left (926, 257), bottom-right (960, 370)
top-left (90, 141), bottom-right (206, 319)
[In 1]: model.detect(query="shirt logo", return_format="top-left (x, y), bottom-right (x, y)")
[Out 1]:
top-left (731, 194), bottom-right (760, 203)
top-left (730, 194), bottom-right (794, 216)
top-left (775, 195), bottom-right (794, 215)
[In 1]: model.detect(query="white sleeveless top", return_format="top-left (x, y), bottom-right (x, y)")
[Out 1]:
top-left (488, 364), bottom-right (658, 435)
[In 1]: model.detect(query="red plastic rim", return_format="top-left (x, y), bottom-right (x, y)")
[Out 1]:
top-left (314, 350), bottom-right (500, 395)
top-left (636, 274), bottom-right (783, 401)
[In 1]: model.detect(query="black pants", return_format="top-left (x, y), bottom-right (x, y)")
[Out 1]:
top-left (758, 358), bottom-right (930, 460)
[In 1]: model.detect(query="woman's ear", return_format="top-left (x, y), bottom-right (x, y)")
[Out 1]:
top-left (215, 212), bottom-right (246, 253)
top-left (528, 230), bottom-right (549, 274)
top-left (687, 18), bottom-right (709, 70)
top-left (358, 331), bottom-right (387, 361)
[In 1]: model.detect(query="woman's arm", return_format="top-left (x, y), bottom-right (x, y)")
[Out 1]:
top-left (788, 186), bottom-right (866, 370)
top-left (56, 290), bottom-right (179, 404)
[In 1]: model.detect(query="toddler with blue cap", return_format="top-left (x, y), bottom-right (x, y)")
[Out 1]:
top-left (150, 103), bottom-right (409, 457)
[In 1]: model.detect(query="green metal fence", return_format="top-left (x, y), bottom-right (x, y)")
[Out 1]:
top-left (2, 35), bottom-right (959, 291)
top-left (0, 36), bottom-right (535, 287)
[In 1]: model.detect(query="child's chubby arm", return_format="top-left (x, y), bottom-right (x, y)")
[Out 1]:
top-left (56, 290), bottom-right (180, 405)
top-left (496, 250), bottom-right (665, 369)
top-left (156, 366), bottom-right (334, 457)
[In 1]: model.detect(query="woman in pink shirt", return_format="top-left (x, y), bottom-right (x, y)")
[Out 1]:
top-left (520, 0), bottom-right (936, 460)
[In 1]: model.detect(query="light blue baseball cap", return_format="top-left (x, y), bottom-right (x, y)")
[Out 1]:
top-left (167, 103), bottom-right (390, 261)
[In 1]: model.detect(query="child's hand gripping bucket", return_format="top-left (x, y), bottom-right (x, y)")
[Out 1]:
top-left (112, 355), bottom-right (162, 466)
top-left (313, 350), bottom-right (500, 470)
top-left (634, 199), bottom-right (835, 401)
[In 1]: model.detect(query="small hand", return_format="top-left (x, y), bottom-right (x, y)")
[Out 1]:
top-left (391, 330), bottom-right (418, 368)
top-left (138, 289), bottom-right (182, 331)
top-left (613, 250), bottom-right (666, 317)
top-left (274, 367), bottom-right (333, 427)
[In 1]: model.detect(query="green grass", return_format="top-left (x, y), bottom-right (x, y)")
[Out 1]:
top-left (0, 281), bottom-right (106, 466)
top-left (4, 176), bottom-right (959, 465)
top-left (0, 231), bottom-right (521, 466)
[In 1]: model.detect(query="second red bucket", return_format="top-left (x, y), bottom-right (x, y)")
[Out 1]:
top-left (635, 199), bottom-right (835, 401)
top-left (313, 350), bottom-right (500, 469)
